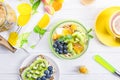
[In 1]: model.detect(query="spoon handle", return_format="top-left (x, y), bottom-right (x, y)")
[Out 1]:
top-left (0, 35), bottom-right (17, 53)
top-left (94, 55), bottom-right (116, 73)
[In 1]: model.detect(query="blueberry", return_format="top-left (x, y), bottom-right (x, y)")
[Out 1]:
top-left (53, 44), bottom-right (57, 48)
top-left (41, 76), bottom-right (46, 80)
top-left (55, 40), bottom-right (60, 45)
top-left (48, 66), bottom-right (53, 71)
top-left (44, 70), bottom-right (49, 75)
top-left (63, 50), bottom-right (68, 54)
top-left (36, 77), bottom-right (41, 80)
top-left (45, 74), bottom-right (51, 78)
top-left (59, 50), bottom-right (63, 54)
top-left (64, 42), bottom-right (67, 46)
top-left (60, 41), bottom-right (64, 45)
top-left (49, 70), bottom-right (53, 75)
top-left (55, 48), bottom-right (59, 52)
top-left (63, 45), bottom-right (67, 49)
top-left (58, 45), bottom-right (63, 50)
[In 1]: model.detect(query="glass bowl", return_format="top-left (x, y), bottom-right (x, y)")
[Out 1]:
top-left (49, 20), bottom-right (89, 60)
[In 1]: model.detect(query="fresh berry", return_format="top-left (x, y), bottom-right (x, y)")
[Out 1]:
top-left (53, 44), bottom-right (57, 48)
top-left (55, 40), bottom-right (60, 45)
top-left (60, 41), bottom-right (64, 45)
top-left (59, 50), bottom-right (63, 54)
top-left (58, 45), bottom-right (63, 50)
top-left (63, 45), bottom-right (67, 49)
top-left (49, 70), bottom-right (53, 75)
top-left (63, 50), bottom-right (68, 54)
top-left (44, 70), bottom-right (49, 75)
top-left (53, 40), bottom-right (68, 54)
top-left (45, 74), bottom-right (51, 78)
top-left (64, 42), bottom-right (67, 45)
top-left (36, 77), bottom-right (41, 80)
top-left (41, 76), bottom-right (46, 80)
top-left (48, 66), bottom-right (53, 71)
top-left (55, 48), bottom-right (59, 52)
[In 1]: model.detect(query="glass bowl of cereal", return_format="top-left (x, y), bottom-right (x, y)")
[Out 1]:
top-left (49, 20), bottom-right (90, 60)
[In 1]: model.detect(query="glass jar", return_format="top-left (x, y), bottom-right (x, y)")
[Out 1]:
top-left (0, 2), bottom-right (17, 32)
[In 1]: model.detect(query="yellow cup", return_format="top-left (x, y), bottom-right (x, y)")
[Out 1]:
top-left (99, 7), bottom-right (120, 38)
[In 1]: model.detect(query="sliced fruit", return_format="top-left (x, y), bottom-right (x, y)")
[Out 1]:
top-left (17, 14), bottom-right (31, 27)
top-left (37, 13), bottom-right (50, 29)
top-left (8, 32), bottom-right (18, 46)
top-left (17, 3), bottom-right (32, 15)
top-left (55, 0), bottom-right (64, 3)
top-left (70, 24), bottom-right (77, 32)
top-left (52, 1), bottom-right (62, 11)
top-left (21, 57), bottom-right (49, 80)
top-left (62, 27), bottom-right (73, 35)
top-left (72, 32), bottom-right (85, 45)
top-left (73, 43), bottom-right (84, 54)
top-left (112, 15), bottom-right (120, 36)
top-left (52, 33), bottom-right (61, 40)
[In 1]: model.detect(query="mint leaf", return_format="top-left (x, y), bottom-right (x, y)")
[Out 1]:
top-left (39, 29), bottom-right (47, 35)
top-left (34, 25), bottom-right (40, 33)
top-left (30, 0), bottom-right (34, 4)
top-left (58, 35), bottom-right (72, 41)
top-left (32, 0), bottom-right (41, 13)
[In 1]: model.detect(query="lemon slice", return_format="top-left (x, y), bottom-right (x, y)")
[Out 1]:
top-left (17, 15), bottom-right (31, 27)
top-left (8, 32), bottom-right (18, 46)
top-left (38, 13), bottom-right (50, 29)
top-left (17, 3), bottom-right (32, 15)
top-left (112, 15), bottom-right (120, 36)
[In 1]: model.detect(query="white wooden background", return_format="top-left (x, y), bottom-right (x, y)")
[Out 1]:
top-left (0, 0), bottom-right (120, 80)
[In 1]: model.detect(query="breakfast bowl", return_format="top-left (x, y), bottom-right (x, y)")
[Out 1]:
top-left (49, 20), bottom-right (90, 60)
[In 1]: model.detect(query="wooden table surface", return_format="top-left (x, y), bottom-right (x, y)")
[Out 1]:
top-left (0, 0), bottom-right (120, 80)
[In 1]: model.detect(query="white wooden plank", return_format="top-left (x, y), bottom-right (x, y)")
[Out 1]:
top-left (0, 74), bottom-right (120, 80)
top-left (0, 52), bottom-right (120, 74)
top-left (60, 74), bottom-right (120, 80)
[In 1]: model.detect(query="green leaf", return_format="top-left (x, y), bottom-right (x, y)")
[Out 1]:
top-left (30, 0), bottom-right (34, 4)
top-left (39, 29), bottom-right (47, 35)
top-left (87, 28), bottom-right (93, 39)
top-left (20, 40), bottom-right (28, 48)
top-left (87, 28), bottom-right (92, 33)
top-left (17, 32), bottom-right (30, 48)
top-left (30, 45), bottom-right (36, 49)
top-left (66, 35), bottom-right (72, 39)
top-left (34, 25), bottom-right (40, 33)
top-left (58, 36), bottom-right (65, 41)
top-left (58, 35), bottom-right (73, 41)
top-left (32, 0), bottom-right (41, 11)
top-left (88, 34), bottom-right (94, 39)
top-left (33, 25), bottom-right (47, 35)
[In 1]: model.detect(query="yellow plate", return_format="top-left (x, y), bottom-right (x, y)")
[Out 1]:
top-left (95, 6), bottom-right (120, 47)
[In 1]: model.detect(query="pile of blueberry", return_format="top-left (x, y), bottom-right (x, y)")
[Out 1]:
top-left (53, 40), bottom-right (68, 54)
top-left (36, 66), bottom-right (53, 80)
